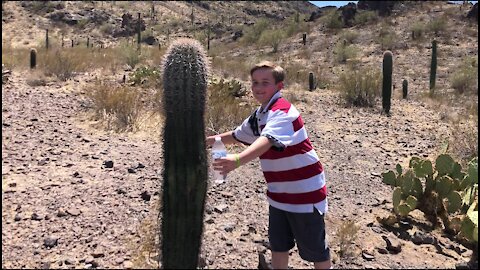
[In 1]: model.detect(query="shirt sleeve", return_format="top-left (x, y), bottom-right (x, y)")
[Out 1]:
top-left (260, 109), bottom-right (298, 150)
top-left (233, 115), bottom-right (257, 145)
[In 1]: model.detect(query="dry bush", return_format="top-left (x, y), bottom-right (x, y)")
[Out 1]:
top-left (427, 15), bottom-right (448, 36)
top-left (1, 44), bottom-right (31, 70)
top-left (40, 48), bottom-right (88, 81)
top-left (449, 118), bottom-right (478, 166)
top-left (410, 21), bottom-right (426, 40)
top-left (205, 77), bottom-right (255, 136)
top-left (211, 56), bottom-right (251, 81)
top-left (450, 56), bottom-right (478, 95)
top-left (283, 62), bottom-right (309, 86)
top-left (85, 81), bottom-right (143, 132)
top-left (336, 220), bottom-right (360, 258)
top-left (353, 10), bottom-right (378, 26)
top-left (320, 9), bottom-right (344, 30)
top-left (377, 25), bottom-right (398, 51)
top-left (338, 67), bottom-right (381, 107)
top-left (333, 41), bottom-right (359, 64)
top-left (259, 28), bottom-right (286, 53)
top-left (340, 30), bottom-right (359, 45)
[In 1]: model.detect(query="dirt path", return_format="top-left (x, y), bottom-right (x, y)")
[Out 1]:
top-left (2, 70), bottom-right (473, 269)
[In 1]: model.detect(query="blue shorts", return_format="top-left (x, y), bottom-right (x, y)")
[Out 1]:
top-left (268, 205), bottom-right (330, 262)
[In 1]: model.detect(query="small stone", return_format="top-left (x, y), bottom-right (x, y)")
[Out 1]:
top-left (127, 168), bottom-right (136, 173)
top-left (14, 213), bottom-right (22, 221)
top-left (115, 257), bottom-right (124, 265)
top-left (214, 204), bottom-right (228, 213)
top-left (136, 163), bottom-right (145, 169)
top-left (103, 160), bottom-right (114, 168)
top-left (31, 212), bottom-right (43, 220)
top-left (123, 260), bottom-right (134, 269)
top-left (57, 208), bottom-right (67, 217)
top-left (140, 191), bottom-right (151, 201)
top-left (362, 250), bottom-right (375, 261)
top-left (382, 235), bottom-right (402, 254)
top-left (66, 208), bottom-right (81, 216)
top-left (377, 247), bottom-right (388, 254)
top-left (44, 236), bottom-right (58, 248)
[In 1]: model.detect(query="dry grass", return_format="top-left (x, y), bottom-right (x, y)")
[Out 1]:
top-left (337, 66), bottom-right (381, 107)
top-left (336, 220), bottom-right (360, 258)
top-left (85, 81), bottom-right (143, 132)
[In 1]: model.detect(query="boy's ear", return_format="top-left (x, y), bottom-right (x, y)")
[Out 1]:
top-left (276, 81), bottom-right (284, 90)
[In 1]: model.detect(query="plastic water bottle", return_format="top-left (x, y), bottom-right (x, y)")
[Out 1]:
top-left (212, 136), bottom-right (227, 183)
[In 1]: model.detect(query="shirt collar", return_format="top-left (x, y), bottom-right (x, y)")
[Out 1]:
top-left (258, 90), bottom-right (282, 114)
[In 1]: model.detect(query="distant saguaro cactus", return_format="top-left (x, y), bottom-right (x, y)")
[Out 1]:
top-left (308, 72), bottom-right (316, 91)
top-left (30, 48), bottom-right (37, 69)
top-left (87, 37), bottom-right (90, 48)
top-left (382, 51), bottom-right (393, 115)
top-left (160, 38), bottom-right (209, 269)
top-left (402, 79), bottom-right (408, 99)
top-left (45, 29), bottom-right (49, 49)
top-left (429, 39), bottom-right (437, 95)
top-left (137, 12), bottom-right (141, 51)
top-left (302, 33), bottom-right (307, 46)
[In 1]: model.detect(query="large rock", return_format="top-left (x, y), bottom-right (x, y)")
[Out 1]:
top-left (357, 0), bottom-right (396, 17)
top-left (339, 2), bottom-right (357, 27)
top-left (112, 13), bottom-right (146, 38)
top-left (467, 3), bottom-right (478, 21)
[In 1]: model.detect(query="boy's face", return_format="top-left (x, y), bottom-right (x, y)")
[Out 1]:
top-left (251, 68), bottom-right (283, 107)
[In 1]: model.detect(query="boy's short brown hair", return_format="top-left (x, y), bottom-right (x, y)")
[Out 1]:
top-left (250, 61), bottom-right (285, 83)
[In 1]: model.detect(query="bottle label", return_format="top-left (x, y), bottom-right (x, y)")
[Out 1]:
top-left (212, 150), bottom-right (227, 160)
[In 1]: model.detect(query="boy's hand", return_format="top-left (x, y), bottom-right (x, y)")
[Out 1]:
top-left (212, 154), bottom-right (238, 176)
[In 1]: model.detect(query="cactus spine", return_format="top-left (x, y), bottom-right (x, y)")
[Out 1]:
top-left (402, 79), bottom-right (408, 99)
top-left (429, 39), bottom-right (437, 94)
top-left (160, 38), bottom-right (209, 269)
top-left (382, 50), bottom-right (393, 115)
top-left (30, 48), bottom-right (37, 69)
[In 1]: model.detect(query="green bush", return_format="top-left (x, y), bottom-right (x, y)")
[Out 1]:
top-left (285, 14), bottom-right (309, 37)
top-left (259, 29), bottom-right (286, 53)
top-left (340, 30), bottom-right (359, 44)
top-left (377, 26), bottom-right (398, 50)
top-left (353, 10), bottom-right (378, 26)
top-left (129, 65), bottom-right (161, 87)
top-left (338, 67), bottom-right (381, 107)
top-left (427, 16), bottom-right (448, 36)
top-left (410, 21), bottom-right (426, 40)
top-left (333, 41), bottom-right (358, 63)
top-left (321, 9), bottom-right (344, 30)
top-left (450, 57), bottom-right (478, 95)
top-left (241, 18), bottom-right (270, 45)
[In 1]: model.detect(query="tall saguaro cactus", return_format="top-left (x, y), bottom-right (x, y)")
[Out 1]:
top-left (429, 39), bottom-right (437, 95)
top-left (137, 12), bottom-right (141, 51)
top-left (382, 50), bottom-right (393, 115)
top-left (160, 38), bottom-right (209, 269)
top-left (402, 79), bottom-right (408, 99)
top-left (45, 29), bottom-right (49, 49)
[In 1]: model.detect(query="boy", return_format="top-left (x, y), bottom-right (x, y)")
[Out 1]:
top-left (207, 61), bottom-right (331, 269)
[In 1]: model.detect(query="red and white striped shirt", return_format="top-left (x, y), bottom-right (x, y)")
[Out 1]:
top-left (233, 91), bottom-right (328, 214)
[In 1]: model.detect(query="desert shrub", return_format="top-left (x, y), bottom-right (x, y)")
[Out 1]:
top-left (449, 118), bottom-right (478, 165)
top-left (333, 41), bottom-right (358, 64)
top-left (259, 29), bottom-right (286, 53)
top-left (283, 62), bottom-right (309, 86)
top-left (338, 67), bottom-right (381, 107)
top-left (450, 56), bottom-right (478, 95)
top-left (337, 220), bottom-right (360, 258)
top-left (206, 76), bottom-right (254, 135)
top-left (118, 42), bottom-right (143, 68)
top-left (241, 18), bottom-right (270, 45)
top-left (353, 10), bottom-right (378, 25)
top-left (377, 25), bottom-right (398, 50)
top-left (100, 23), bottom-right (115, 35)
top-left (340, 30), bottom-right (359, 44)
top-left (410, 21), bottom-right (426, 40)
top-left (85, 81), bottom-right (142, 132)
top-left (41, 48), bottom-right (87, 81)
top-left (285, 14), bottom-right (310, 37)
top-left (321, 9), bottom-right (344, 30)
top-left (427, 16), bottom-right (448, 36)
top-left (129, 65), bottom-right (161, 87)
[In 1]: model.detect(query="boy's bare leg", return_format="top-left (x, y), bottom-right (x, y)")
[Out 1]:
top-left (314, 259), bottom-right (332, 269)
top-left (271, 251), bottom-right (289, 269)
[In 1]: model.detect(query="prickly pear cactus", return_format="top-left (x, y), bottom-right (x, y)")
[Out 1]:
top-left (160, 38), bottom-right (209, 269)
top-left (381, 154), bottom-right (478, 243)
top-left (382, 51), bottom-right (393, 115)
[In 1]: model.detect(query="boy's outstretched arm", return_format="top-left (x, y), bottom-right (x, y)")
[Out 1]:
top-left (206, 131), bottom-right (239, 146)
top-left (212, 136), bottom-right (272, 176)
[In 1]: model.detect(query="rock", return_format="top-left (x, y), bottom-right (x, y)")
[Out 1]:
top-left (57, 208), bottom-right (67, 217)
top-left (31, 212), bottom-right (43, 220)
top-left (214, 204), bottom-right (229, 214)
top-left (382, 235), bottom-right (402, 254)
top-left (123, 260), bottom-right (134, 269)
top-left (127, 168), bottom-right (136, 173)
top-left (114, 257), bottom-right (124, 265)
top-left (362, 250), bottom-right (375, 261)
top-left (140, 191), bottom-right (151, 201)
top-left (66, 208), bottom-right (81, 216)
top-left (258, 251), bottom-right (272, 269)
top-left (103, 160), bottom-right (114, 168)
top-left (411, 231), bottom-right (435, 245)
top-left (44, 236), bottom-right (58, 248)
top-left (14, 213), bottom-right (22, 221)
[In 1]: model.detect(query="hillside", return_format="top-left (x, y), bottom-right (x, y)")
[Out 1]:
top-left (2, 1), bottom-right (478, 269)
